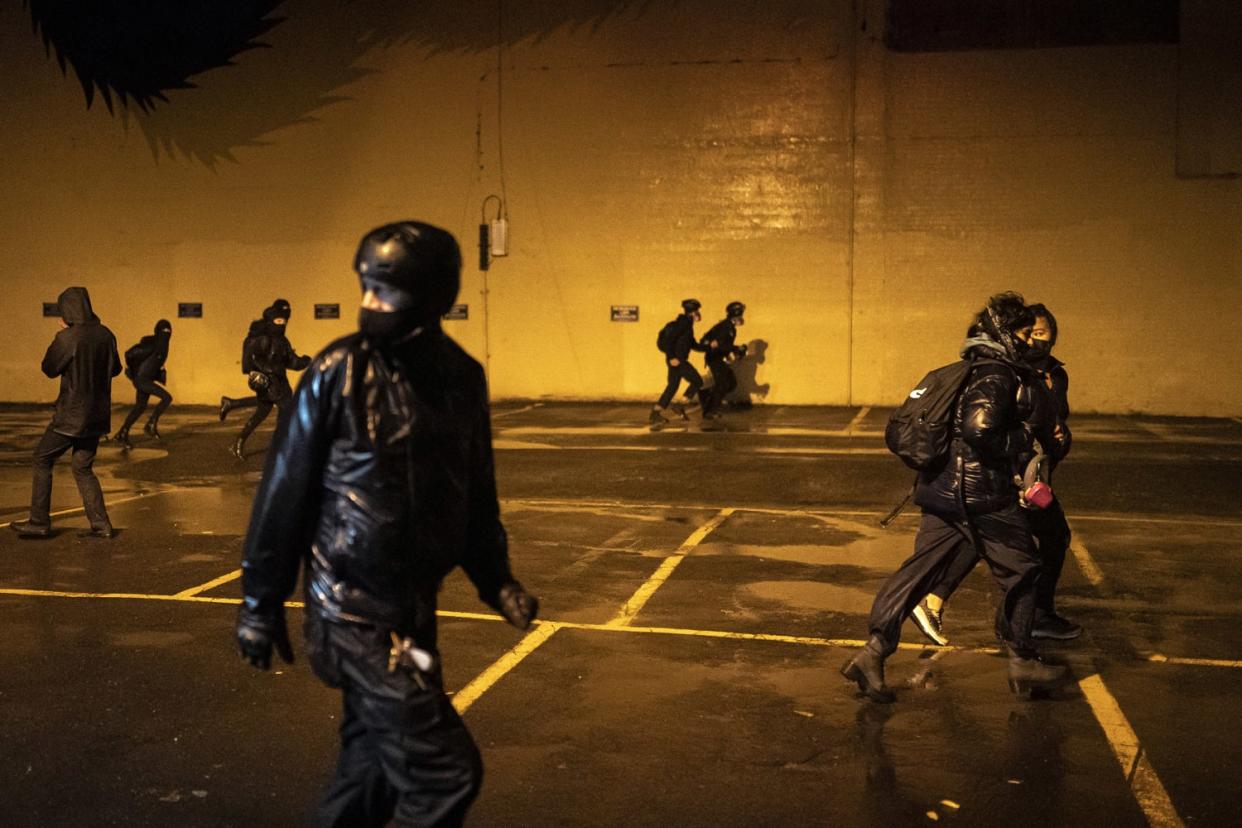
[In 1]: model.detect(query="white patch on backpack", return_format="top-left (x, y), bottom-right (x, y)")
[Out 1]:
top-left (909, 387), bottom-right (928, 400)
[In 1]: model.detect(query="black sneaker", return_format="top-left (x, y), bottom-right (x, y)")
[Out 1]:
top-left (910, 598), bottom-right (949, 646)
top-left (1032, 614), bottom-right (1083, 641)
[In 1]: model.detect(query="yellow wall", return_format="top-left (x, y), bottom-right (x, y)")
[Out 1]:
top-left (1, 1), bottom-right (1239, 414)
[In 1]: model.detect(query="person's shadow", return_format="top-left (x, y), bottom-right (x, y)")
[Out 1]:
top-left (724, 338), bottom-right (769, 408)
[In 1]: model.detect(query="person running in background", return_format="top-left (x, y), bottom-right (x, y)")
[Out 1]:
top-left (699, 301), bottom-right (747, 420)
top-left (219, 299), bottom-right (310, 458)
top-left (112, 319), bottom-right (173, 449)
top-left (650, 298), bottom-right (707, 430)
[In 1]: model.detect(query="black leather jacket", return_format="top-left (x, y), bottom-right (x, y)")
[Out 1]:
top-left (914, 356), bottom-right (1048, 516)
top-left (240, 329), bottom-right (515, 653)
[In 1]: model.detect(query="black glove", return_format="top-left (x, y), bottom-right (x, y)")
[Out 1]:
top-left (496, 581), bottom-right (539, 631)
top-left (236, 606), bottom-right (294, 670)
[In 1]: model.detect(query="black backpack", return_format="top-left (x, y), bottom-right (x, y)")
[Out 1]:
top-left (656, 320), bottom-right (679, 354)
top-left (124, 341), bottom-right (151, 373)
top-left (883, 358), bottom-right (979, 471)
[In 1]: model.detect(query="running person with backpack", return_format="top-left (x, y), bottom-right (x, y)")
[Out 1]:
top-left (650, 299), bottom-right (707, 430)
top-left (908, 303), bottom-right (1079, 646)
top-left (112, 319), bottom-right (173, 449)
top-left (219, 299), bottom-right (311, 458)
top-left (841, 292), bottom-right (1066, 703)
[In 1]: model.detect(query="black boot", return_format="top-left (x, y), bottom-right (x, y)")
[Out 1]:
top-left (113, 428), bottom-right (133, 450)
top-left (1007, 646), bottom-right (1071, 699)
top-left (219, 397), bottom-right (234, 422)
top-left (230, 437), bottom-right (245, 459)
top-left (144, 419), bottom-right (161, 439)
top-left (9, 520), bottom-right (52, 539)
top-left (841, 636), bottom-right (896, 703)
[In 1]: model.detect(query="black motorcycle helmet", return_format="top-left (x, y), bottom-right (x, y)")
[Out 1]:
top-left (681, 299), bottom-right (701, 314)
top-left (354, 221), bottom-right (461, 323)
top-left (726, 301), bottom-right (746, 322)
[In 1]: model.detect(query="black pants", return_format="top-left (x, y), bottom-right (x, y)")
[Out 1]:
top-left (930, 499), bottom-right (1069, 619)
top-left (704, 359), bottom-right (736, 414)
top-left (657, 361), bottom-right (703, 408)
top-left (236, 380), bottom-right (292, 442)
top-left (867, 506), bottom-right (1041, 656)
top-left (310, 623), bottom-right (482, 827)
top-left (29, 425), bottom-right (109, 530)
top-left (119, 379), bottom-right (172, 432)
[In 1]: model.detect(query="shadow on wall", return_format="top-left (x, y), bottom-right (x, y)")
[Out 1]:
top-left (25, 0), bottom-right (668, 167)
top-left (725, 338), bottom-right (769, 407)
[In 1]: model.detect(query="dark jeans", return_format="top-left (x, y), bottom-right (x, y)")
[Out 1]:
top-left (236, 377), bottom-right (291, 442)
top-left (657, 361), bottom-right (703, 408)
top-left (930, 499), bottom-right (1069, 619)
top-left (868, 506), bottom-right (1041, 657)
top-left (704, 359), bottom-right (736, 414)
top-left (309, 623), bottom-right (482, 827)
top-left (120, 379), bottom-right (173, 432)
top-left (29, 425), bottom-right (109, 529)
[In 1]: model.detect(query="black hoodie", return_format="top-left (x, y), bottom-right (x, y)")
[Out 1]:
top-left (41, 287), bottom-right (121, 438)
top-left (127, 319), bottom-right (172, 382)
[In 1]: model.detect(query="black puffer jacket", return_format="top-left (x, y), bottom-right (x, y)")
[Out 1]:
top-left (914, 353), bottom-right (1049, 516)
top-left (41, 287), bottom-right (121, 438)
top-left (127, 320), bottom-right (172, 382)
top-left (1035, 355), bottom-right (1071, 466)
top-left (240, 329), bottom-right (515, 653)
top-left (666, 314), bottom-right (706, 362)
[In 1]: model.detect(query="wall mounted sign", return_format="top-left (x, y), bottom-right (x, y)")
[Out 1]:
top-left (610, 305), bottom-right (639, 322)
top-left (314, 303), bottom-right (341, 320)
top-left (42, 302), bottom-right (60, 317)
top-left (177, 302), bottom-right (203, 319)
top-left (443, 304), bottom-right (469, 321)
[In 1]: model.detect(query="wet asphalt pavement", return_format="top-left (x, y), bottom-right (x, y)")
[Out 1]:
top-left (1, 401), bottom-right (1240, 826)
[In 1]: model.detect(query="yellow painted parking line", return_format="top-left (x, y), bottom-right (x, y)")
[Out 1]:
top-left (846, 406), bottom-right (872, 432)
top-left (607, 508), bottom-right (735, 626)
top-left (451, 622), bottom-right (561, 714)
top-left (1146, 654), bottom-right (1242, 669)
top-left (174, 569), bottom-right (241, 598)
top-left (5, 587), bottom-right (1242, 671)
top-left (1067, 523), bottom-right (1106, 587)
top-left (1079, 674), bottom-right (1185, 827)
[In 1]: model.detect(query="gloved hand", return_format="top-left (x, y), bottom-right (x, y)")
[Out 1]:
top-left (236, 606), bottom-right (294, 670)
top-left (247, 371), bottom-right (271, 393)
top-left (496, 581), bottom-right (539, 631)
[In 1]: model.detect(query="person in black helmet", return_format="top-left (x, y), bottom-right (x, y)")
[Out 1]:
top-left (10, 287), bottom-right (121, 539)
top-left (841, 292), bottom-right (1066, 703)
top-left (112, 319), bottom-right (173, 449)
top-left (219, 299), bottom-right (311, 458)
top-left (699, 301), bottom-right (748, 419)
top-left (650, 298), bottom-right (707, 429)
top-left (236, 220), bottom-right (539, 828)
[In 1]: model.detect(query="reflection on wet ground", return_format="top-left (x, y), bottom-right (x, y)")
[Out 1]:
top-left (1, 402), bottom-right (1239, 825)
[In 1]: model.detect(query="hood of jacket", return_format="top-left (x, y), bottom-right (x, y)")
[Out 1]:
top-left (57, 287), bottom-right (97, 325)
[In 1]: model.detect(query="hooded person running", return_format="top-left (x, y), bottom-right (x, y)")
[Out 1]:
top-left (236, 221), bottom-right (538, 827)
top-left (841, 292), bottom-right (1064, 702)
top-left (113, 319), bottom-right (173, 449)
top-left (11, 287), bottom-right (121, 539)
top-left (219, 299), bottom-right (311, 458)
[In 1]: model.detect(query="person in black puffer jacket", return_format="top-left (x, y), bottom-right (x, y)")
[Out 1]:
top-left (907, 304), bottom-right (1079, 647)
top-left (234, 221), bottom-right (538, 827)
top-left (219, 299), bottom-right (311, 458)
top-left (650, 298), bottom-right (707, 428)
top-left (113, 319), bottom-right (173, 448)
top-left (841, 292), bottom-right (1067, 703)
top-left (699, 300), bottom-right (748, 419)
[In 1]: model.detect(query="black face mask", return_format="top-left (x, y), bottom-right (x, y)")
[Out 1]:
top-left (359, 307), bottom-right (426, 343)
top-left (1022, 338), bottom-right (1054, 365)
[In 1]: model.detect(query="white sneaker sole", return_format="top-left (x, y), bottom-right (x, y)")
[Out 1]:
top-left (911, 605), bottom-right (950, 646)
